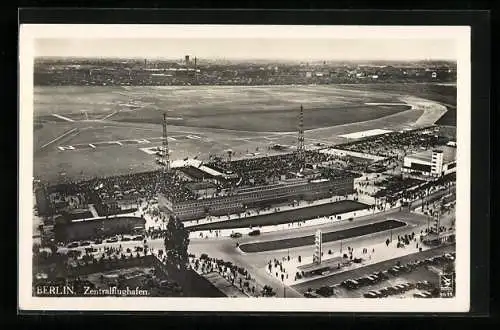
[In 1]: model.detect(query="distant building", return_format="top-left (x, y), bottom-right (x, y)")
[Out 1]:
top-left (402, 147), bottom-right (456, 178)
top-left (185, 55), bottom-right (190, 66)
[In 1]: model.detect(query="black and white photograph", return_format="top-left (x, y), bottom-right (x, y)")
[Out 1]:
top-left (18, 24), bottom-right (471, 312)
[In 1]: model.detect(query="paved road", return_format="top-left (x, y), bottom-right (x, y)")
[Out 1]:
top-left (291, 244), bottom-right (455, 293)
top-left (239, 220), bottom-right (406, 253)
top-left (190, 200), bottom-right (368, 231)
top-left (57, 189), bottom-right (452, 298)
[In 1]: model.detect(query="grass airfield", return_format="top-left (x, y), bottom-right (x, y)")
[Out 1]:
top-left (33, 84), bottom-right (454, 183)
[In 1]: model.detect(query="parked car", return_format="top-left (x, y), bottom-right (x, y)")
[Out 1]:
top-left (66, 242), bottom-right (79, 249)
top-left (363, 291), bottom-right (379, 298)
top-left (93, 239), bottom-right (102, 245)
top-left (316, 286), bottom-right (334, 297)
top-left (133, 235), bottom-right (144, 241)
top-left (377, 271), bottom-right (390, 280)
top-left (106, 237), bottom-right (118, 243)
top-left (416, 281), bottom-right (433, 290)
top-left (341, 279), bottom-right (359, 290)
top-left (394, 284), bottom-right (406, 293)
top-left (80, 241), bottom-right (91, 247)
top-left (304, 292), bottom-right (320, 298)
top-left (413, 292), bottom-right (429, 298)
top-left (230, 232), bottom-right (242, 239)
top-left (121, 237), bottom-right (131, 242)
top-left (389, 266), bottom-right (401, 275)
top-left (444, 253), bottom-right (455, 261)
top-left (378, 287), bottom-right (390, 297)
top-left (386, 286), bottom-right (399, 295)
top-left (248, 230), bottom-right (261, 236)
top-left (399, 264), bottom-right (411, 273)
top-left (421, 291), bottom-right (433, 298)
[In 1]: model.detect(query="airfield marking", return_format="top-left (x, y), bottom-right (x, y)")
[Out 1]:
top-left (51, 113), bottom-right (75, 122)
top-left (100, 110), bottom-right (119, 120)
top-left (339, 128), bottom-right (393, 139)
top-left (56, 133), bottom-right (205, 151)
top-left (40, 128), bottom-right (79, 150)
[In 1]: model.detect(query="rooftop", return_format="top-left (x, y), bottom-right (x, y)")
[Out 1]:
top-left (297, 256), bottom-right (344, 273)
top-left (406, 146), bottom-right (456, 164)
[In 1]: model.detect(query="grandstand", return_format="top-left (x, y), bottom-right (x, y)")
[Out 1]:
top-left (158, 152), bottom-right (358, 221)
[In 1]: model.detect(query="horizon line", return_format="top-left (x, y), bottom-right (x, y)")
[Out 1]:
top-left (35, 56), bottom-right (457, 62)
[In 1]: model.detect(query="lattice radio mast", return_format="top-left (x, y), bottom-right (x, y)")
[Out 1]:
top-left (162, 112), bottom-right (170, 172)
top-left (297, 104), bottom-right (305, 168)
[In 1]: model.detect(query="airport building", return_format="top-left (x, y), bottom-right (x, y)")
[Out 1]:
top-left (401, 146), bottom-right (456, 178)
top-left (54, 216), bottom-right (146, 242)
top-left (159, 173), bottom-right (355, 221)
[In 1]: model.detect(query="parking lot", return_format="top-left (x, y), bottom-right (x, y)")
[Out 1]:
top-left (295, 245), bottom-right (455, 298)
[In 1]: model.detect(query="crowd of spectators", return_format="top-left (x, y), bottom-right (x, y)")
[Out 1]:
top-left (191, 253), bottom-right (266, 297)
top-left (373, 176), bottom-right (424, 199)
top-left (337, 127), bottom-right (451, 159)
top-left (206, 151), bottom-right (352, 188)
top-left (43, 170), bottom-right (197, 217)
top-left (374, 172), bottom-right (455, 206)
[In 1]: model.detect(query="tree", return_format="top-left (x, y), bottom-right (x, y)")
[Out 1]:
top-left (164, 216), bottom-right (190, 269)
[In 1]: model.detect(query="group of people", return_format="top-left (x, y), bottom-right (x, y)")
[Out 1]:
top-left (191, 255), bottom-right (259, 297)
top-left (337, 127), bottom-right (449, 159)
top-left (205, 151), bottom-right (337, 188)
top-left (42, 169), bottom-right (202, 221)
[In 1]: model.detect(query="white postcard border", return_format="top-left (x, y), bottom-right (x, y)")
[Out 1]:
top-left (19, 24), bottom-right (470, 312)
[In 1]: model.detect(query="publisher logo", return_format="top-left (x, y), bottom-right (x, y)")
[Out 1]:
top-left (439, 273), bottom-right (455, 298)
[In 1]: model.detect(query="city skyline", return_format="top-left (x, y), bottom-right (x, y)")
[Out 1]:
top-left (35, 38), bottom-right (457, 61)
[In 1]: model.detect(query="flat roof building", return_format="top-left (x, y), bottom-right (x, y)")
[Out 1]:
top-left (402, 146), bottom-right (456, 178)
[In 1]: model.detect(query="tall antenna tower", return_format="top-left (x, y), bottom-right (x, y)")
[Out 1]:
top-left (194, 57), bottom-right (198, 84)
top-left (162, 112), bottom-right (170, 172)
top-left (297, 104), bottom-right (305, 167)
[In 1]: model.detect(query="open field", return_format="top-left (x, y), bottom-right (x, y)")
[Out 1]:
top-left (435, 106), bottom-right (457, 126)
top-left (334, 83), bottom-right (456, 127)
top-left (33, 84), bottom-right (453, 182)
top-left (190, 200), bottom-right (369, 231)
top-left (239, 219), bottom-right (406, 253)
top-left (34, 85), bottom-right (409, 132)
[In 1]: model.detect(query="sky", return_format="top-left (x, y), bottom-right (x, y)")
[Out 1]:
top-left (35, 38), bottom-right (457, 61)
